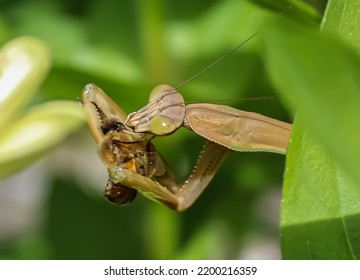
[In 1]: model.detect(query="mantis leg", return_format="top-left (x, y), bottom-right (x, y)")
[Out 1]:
top-left (109, 140), bottom-right (228, 211)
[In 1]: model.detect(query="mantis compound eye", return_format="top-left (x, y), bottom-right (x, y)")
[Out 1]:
top-left (148, 84), bottom-right (186, 135)
top-left (104, 181), bottom-right (137, 205)
top-left (149, 115), bottom-right (177, 135)
top-left (149, 84), bottom-right (173, 101)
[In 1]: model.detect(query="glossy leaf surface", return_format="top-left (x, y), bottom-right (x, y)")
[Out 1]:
top-left (263, 5), bottom-right (360, 259)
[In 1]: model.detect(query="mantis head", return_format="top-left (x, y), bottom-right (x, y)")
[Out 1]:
top-left (126, 84), bottom-right (186, 135)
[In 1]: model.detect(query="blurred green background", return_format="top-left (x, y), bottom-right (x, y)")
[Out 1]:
top-left (0, 0), bottom-right (324, 259)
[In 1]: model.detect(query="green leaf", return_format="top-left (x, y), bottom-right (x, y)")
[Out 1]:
top-left (0, 101), bottom-right (85, 178)
top-left (263, 18), bottom-right (360, 190)
top-left (262, 18), bottom-right (360, 258)
top-left (321, 0), bottom-right (360, 50)
top-left (0, 36), bottom-right (51, 130)
top-left (281, 120), bottom-right (360, 259)
top-left (248, 0), bottom-right (321, 23)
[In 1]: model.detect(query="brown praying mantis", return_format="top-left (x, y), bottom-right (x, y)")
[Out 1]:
top-left (81, 83), bottom-right (292, 211)
top-left (79, 0), bottom-right (305, 211)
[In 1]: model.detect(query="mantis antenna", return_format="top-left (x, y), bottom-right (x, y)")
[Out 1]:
top-left (174, 0), bottom-right (301, 90)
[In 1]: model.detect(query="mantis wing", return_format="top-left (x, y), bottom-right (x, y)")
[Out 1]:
top-left (186, 103), bottom-right (292, 154)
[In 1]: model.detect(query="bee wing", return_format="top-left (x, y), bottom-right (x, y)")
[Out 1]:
top-left (146, 143), bottom-right (166, 177)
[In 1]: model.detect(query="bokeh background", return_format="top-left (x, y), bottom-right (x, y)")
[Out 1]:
top-left (0, 0), bottom-right (324, 259)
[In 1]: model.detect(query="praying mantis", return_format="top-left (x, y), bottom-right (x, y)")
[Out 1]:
top-left (81, 83), bottom-right (292, 211)
top-left (79, 0), bottom-right (305, 211)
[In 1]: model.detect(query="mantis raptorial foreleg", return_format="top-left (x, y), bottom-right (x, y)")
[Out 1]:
top-left (127, 85), bottom-right (292, 154)
top-left (82, 83), bottom-right (229, 211)
top-left (108, 140), bottom-right (227, 211)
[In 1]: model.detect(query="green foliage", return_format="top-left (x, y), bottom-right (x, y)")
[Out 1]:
top-left (3, 0), bottom-right (358, 260)
top-left (250, 0), bottom-right (322, 22)
top-left (262, 1), bottom-right (360, 259)
top-left (0, 36), bottom-right (84, 178)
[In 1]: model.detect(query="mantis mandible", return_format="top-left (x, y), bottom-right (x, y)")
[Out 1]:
top-left (82, 83), bottom-right (292, 211)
